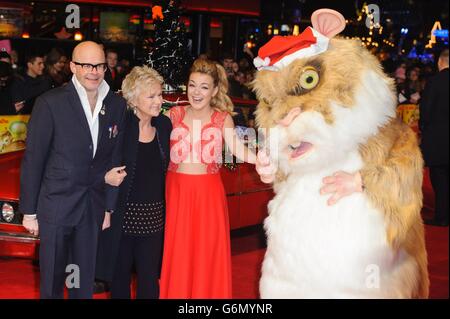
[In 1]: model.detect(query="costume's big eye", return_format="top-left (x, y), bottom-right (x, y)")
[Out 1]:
top-left (299, 67), bottom-right (319, 90)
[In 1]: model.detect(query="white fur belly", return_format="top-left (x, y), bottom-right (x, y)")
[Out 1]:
top-left (261, 173), bottom-right (416, 299)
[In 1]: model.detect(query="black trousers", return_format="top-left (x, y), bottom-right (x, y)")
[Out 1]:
top-left (39, 210), bottom-right (100, 299)
top-left (429, 165), bottom-right (449, 223)
top-left (111, 231), bottom-right (163, 299)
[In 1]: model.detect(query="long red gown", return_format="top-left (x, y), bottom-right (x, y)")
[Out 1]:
top-left (159, 106), bottom-right (232, 299)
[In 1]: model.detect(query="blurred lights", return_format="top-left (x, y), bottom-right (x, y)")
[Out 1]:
top-left (74, 31), bottom-right (83, 41)
top-left (245, 41), bottom-right (255, 49)
top-left (427, 21), bottom-right (443, 48)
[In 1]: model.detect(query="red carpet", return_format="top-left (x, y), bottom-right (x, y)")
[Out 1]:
top-left (0, 169), bottom-right (447, 299)
top-left (0, 221), bottom-right (447, 299)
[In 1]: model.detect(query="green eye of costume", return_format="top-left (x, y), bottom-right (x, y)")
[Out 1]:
top-left (299, 68), bottom-right (319, 90)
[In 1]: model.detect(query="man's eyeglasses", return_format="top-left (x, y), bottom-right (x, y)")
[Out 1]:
top-left (72, 61), bottom-right (108, 73)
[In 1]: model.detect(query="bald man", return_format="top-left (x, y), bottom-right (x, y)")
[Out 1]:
top-left (19, 41), bottom-right (127, 298)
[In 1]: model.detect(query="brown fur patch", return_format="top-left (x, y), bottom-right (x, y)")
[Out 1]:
top-left (360, 118), bottom-right (429, 298)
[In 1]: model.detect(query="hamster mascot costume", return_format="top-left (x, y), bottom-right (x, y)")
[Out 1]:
top-left (253, 9), bottom-right (429, 298)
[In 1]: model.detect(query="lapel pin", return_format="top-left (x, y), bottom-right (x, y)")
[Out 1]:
top-left (100, 104), bottom-right (106, 115)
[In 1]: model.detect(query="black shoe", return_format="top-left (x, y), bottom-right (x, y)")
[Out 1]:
top-left (94, 280), bottom-right (110, 294)
top-left (424, 219), bottom-right (449, 227)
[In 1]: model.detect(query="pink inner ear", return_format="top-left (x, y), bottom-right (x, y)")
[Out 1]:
top-left (311, 9), bottom-right (346, 39)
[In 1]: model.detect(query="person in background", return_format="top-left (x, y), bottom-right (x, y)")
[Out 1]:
top-left (420, 49), bottom-right (449, 227)
top-left (9, 49), bottom-right (20, 72)
top-left (238, 57), bottom-right (250, 73)
top-left (221, 55), bottom-right (243, 99)
top-left (221, 53), bottom-right (234, 74)
top-left (0, 61), bottom-right (16, 115)
top-left (403, 67), bottom-right (422, 104)
top-left (104, 49), bottom-right (123, 92)
top-left (45, 48), bottom-right (67, 87)
top-left (117, 58), bottom-right (132, 84)
top-left (60, 54), bottom-right (72, 83)
top-left (10, 53), bottom-right (52, 114)
top-left (395, 64), bottom-right (407, 104)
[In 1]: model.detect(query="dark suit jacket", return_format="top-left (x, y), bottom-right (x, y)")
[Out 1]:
top-left (96, 110), bottom-right (172, 282)
top-left (104, 67), bottom-right (123, 93)
top-left (10, 73), bottom-right (52, 114)
top-left (419, 68), bottom-right (449, 166)
top-left (19, 81), bottom-right (127, 226)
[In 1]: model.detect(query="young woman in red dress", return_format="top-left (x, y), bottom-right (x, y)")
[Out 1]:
top-left (159, 58), bottom-right (257, 298)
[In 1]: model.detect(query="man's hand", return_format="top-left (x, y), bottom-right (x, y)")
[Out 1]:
top-left (22, 215), bottom-right (39, 236)
top-left (320, 171), bottom-right (363, 206)
top-left (102, 212), bottom-right (111, 230)
top-left (255, 151), bottom-right (276, 184)
top-left (105, 166), bottom-right (127, 186)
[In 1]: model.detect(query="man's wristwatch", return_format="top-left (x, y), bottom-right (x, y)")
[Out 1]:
top-left (105, 210), bottom-right (114, 214)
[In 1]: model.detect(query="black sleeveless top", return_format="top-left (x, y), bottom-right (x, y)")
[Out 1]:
top-left (122, 138), bottom-right (164, 236)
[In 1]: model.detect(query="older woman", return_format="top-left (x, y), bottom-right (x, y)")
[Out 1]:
top-left (96, 66), bottom-right (172, 299)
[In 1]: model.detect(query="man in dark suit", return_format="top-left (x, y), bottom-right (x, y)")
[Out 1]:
top-left (19, 41), bottom-right (127, 298)
top-left (419, 49), bottom-right (449, 227)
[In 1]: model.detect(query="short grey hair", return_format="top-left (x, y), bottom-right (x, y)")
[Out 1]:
top-left (121, 66), bottom-right (164, 107)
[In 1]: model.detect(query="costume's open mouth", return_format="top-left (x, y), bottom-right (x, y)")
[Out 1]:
top-left (288, 142), bottom-right (314, 159)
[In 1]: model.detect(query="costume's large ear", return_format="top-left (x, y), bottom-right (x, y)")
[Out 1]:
top-left (311, 9), bottom-right (346, 39)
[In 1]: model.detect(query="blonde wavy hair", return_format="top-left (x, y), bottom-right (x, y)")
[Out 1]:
top-left (189, 58), bottom-right (234, 114)
top-left (121, 65), bottom-right (164, 108)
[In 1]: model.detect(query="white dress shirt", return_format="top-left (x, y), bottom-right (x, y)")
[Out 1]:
top-left (71, 75), bottom-right (110, 158)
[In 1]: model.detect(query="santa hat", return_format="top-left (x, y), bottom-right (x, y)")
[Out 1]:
top-left (253, 27), bottom-right (329, 71)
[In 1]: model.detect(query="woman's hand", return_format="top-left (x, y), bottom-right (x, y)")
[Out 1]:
top-left (255, 150), bottom-right (276, 184)
top-left (320, 171), bottom-right (363, 206)
top-left (105, 166), bottom-right (127, 186)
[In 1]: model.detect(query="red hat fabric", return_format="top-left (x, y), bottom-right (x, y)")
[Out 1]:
top-left (254, 27), bottom-right (329, 71)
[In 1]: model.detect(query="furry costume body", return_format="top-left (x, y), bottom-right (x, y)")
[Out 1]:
top-left (253, 10), bottom-right (429, 298)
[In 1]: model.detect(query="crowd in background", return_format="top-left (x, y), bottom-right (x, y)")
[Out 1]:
top-left (0, 47), bottom-right (131, 115)
top-left (0, 43), bottom-right (445, 121)
top-left (377, 51), bottom-right (439, 106)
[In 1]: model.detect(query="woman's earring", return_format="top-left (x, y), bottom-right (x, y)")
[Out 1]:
top-left (133, 107), bottom-right (137, 115)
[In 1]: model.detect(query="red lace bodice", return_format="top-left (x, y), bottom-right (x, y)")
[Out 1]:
top-left (168, 106), bottom-right (228, 174)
